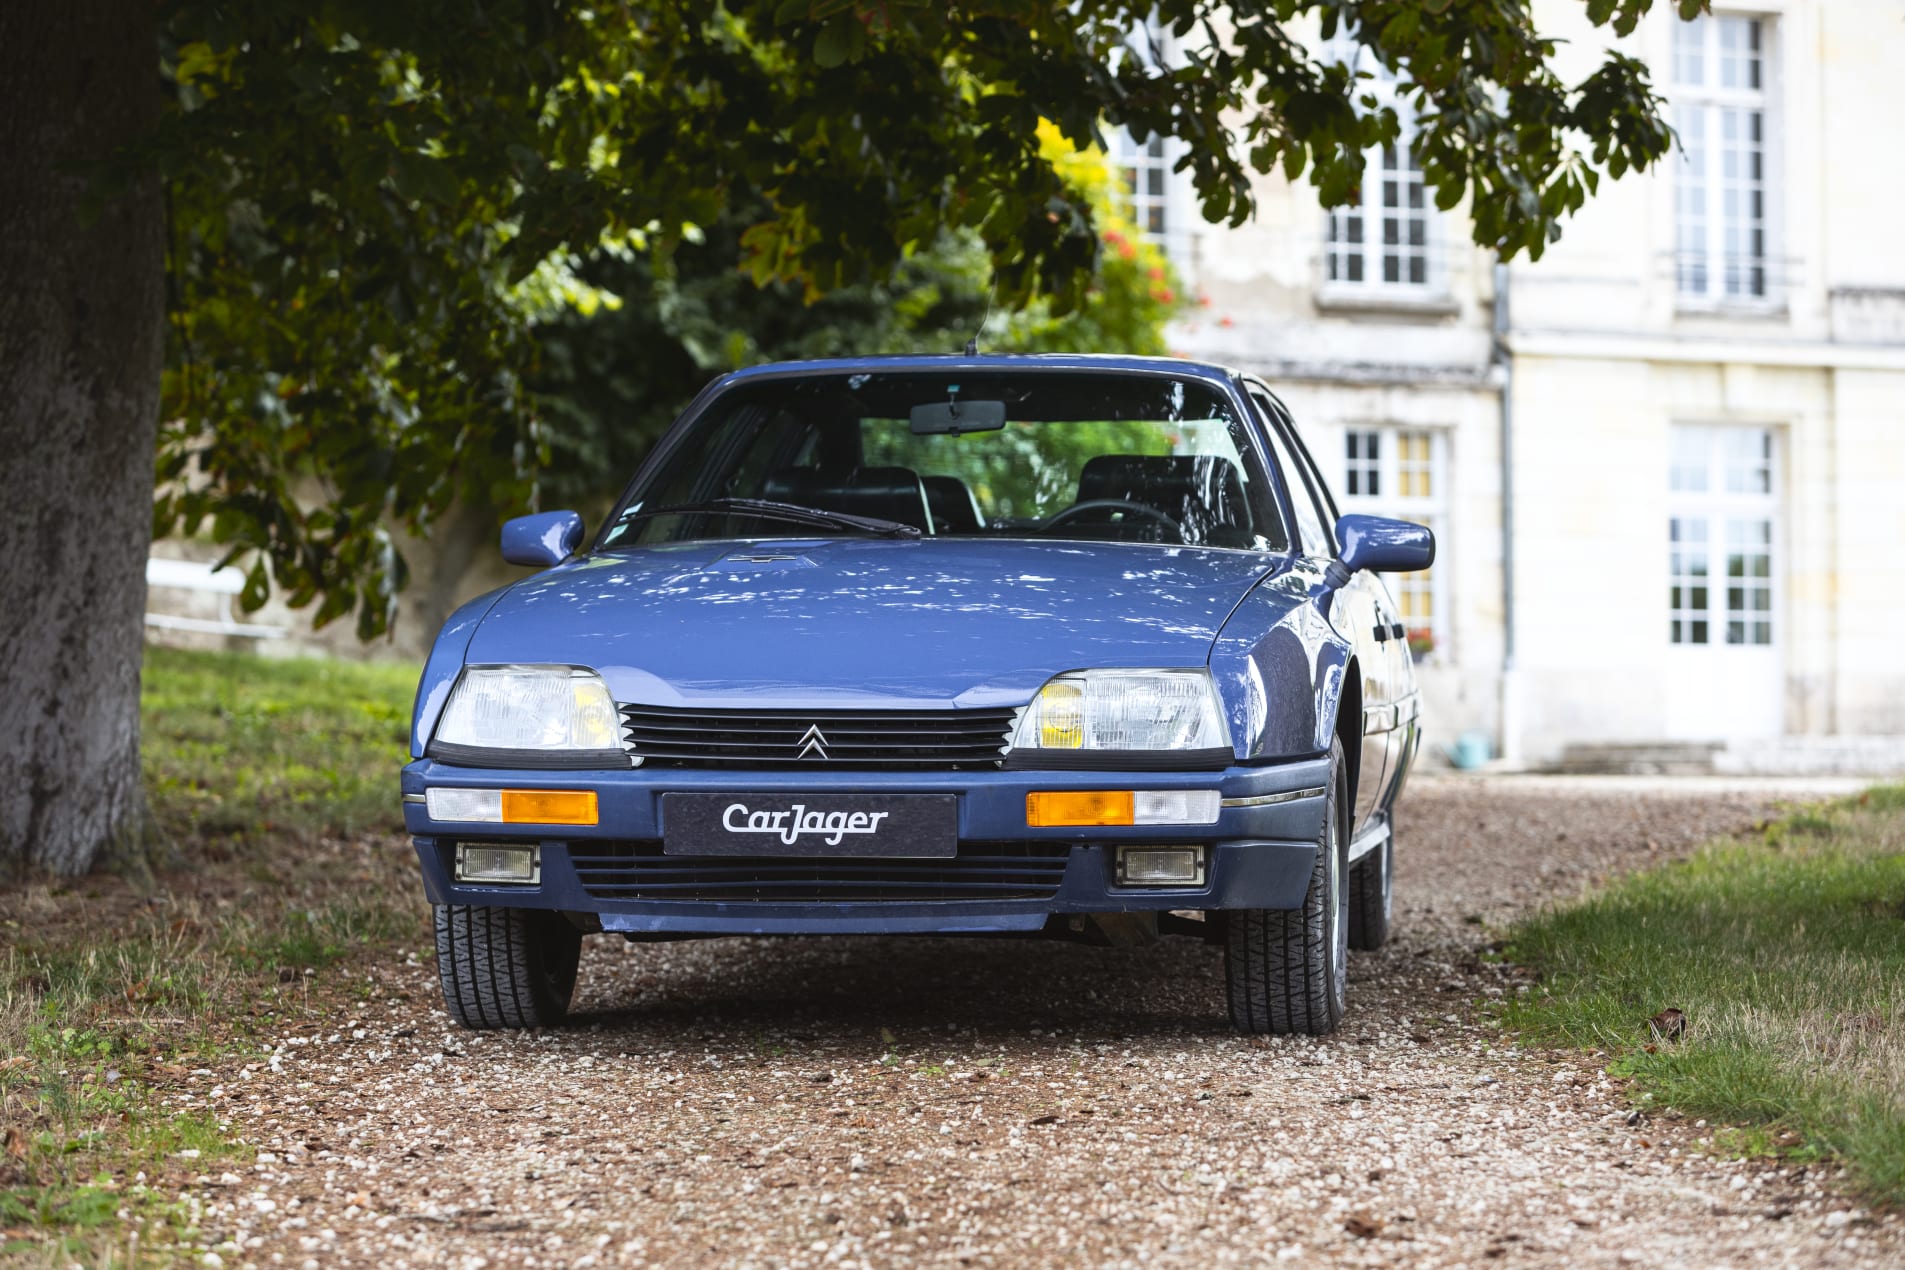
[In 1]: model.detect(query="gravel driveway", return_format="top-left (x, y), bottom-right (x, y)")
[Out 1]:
top-left (166, 775), bottom-right (1901, 1268)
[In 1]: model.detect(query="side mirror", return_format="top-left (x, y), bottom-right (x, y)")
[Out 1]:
top-left (1335, 514), bottom-right (1435, 574)
top-left (501, 511), bottom-right (585, 568)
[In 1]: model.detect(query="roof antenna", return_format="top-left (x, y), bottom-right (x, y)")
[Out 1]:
top-left (964, 277), bottom-right (996, 356)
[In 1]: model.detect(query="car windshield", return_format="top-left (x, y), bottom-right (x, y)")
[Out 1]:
top-left (599, 370), bottom-right (1288, 552)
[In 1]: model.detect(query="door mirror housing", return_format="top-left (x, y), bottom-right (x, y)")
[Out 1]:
top-left (501, 511), bottom-right (585, 568)
top-left (1335, 514), bottom-right (1435, 574)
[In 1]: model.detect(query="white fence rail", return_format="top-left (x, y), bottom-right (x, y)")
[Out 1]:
top-left (145, 557), bottom-right (287, 640)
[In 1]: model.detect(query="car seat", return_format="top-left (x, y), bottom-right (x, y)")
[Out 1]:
top-left (922, 475), bottom-right (985, 534)
top-left (761, 466), bottom-right (937, 534)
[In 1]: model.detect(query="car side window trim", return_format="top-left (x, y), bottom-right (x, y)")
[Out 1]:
top-left (1244, 388), bottom-right (1328, 557)
top-left (1228, 382), bottom-right (1310, 556)
top-left (1265, 388), bottom-right (1344, 527)
top-left (1248, 384), bottom-right (1340, 559)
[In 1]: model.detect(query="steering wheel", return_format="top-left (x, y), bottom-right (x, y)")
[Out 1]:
top-left (1040, 499), bottom-right (1184, 541)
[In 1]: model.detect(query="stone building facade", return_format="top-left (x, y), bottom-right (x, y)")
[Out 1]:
top-left (1140, 0), bottom-right (1905, 763)
top-left (148, 2), bottom-right (1905, 766)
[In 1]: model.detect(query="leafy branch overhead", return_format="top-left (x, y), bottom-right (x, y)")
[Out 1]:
top-left (149, 0), bottom-right (1696, 637)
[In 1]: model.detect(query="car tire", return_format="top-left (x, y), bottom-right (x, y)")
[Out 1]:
top-left (1347, 831), bottom-right (1394, 950)
top-left (1224, 736), bottom-right (1349, 1036)
top-left (434, 904), bottom-right (582, 1030)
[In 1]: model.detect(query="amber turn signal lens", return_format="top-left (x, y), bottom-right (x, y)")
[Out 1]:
top-left (500, 789), bottom-right (599, 825)
top-left (1025, 790), bottom-right (1135, 828)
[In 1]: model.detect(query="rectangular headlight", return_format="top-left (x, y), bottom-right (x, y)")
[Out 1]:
top-left (1010, 669), bottom-right (1231, 757)
top-left (432, 665), bottom-right (624, 754)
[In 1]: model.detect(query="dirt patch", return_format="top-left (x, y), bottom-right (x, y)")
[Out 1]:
top-left (98, 774), bottom-right (1899, 1267)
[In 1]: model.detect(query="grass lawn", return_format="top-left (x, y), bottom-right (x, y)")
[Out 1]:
top-left (1, 645), bottom-right (423, 1263)
top-left (141, 644), bottom-right (416, 851)
top-left (1499, 786), bottom-right (1905, 1206)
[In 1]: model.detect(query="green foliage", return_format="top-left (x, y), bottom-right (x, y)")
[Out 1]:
top-left (146, 1), bottom-right (1686, 636)
top-left (864, 421), bottom-right (1175, 522)
top-left (0, 647), bottom-right (439, 1261)
top-left (141, 646), bottom-right (417, 850)
top-left (532, 120), bottom-right (1189, 513)
top-left (1500, 786), bottom-right (1905, 1204)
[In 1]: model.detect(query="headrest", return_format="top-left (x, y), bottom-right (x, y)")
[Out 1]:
top-left (760, 466), bottom-right (936, 534)
top-left (922, 475), bottom-right (985, 534)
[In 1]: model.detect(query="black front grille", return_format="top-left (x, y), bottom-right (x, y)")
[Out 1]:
top-left (619, 704), bottom-right (1018, 770)
top-left (571, 842), bottom-right (1072, 903)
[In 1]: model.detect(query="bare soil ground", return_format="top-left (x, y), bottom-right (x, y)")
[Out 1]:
top-left (130, 777), bottom-right (1905, 1266)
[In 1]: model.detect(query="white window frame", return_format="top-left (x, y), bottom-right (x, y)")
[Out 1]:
top-left (1339, 425), bottom-right (1449, 660)
top-left (1107, 125), bottom-right (1197, 273)
top-left (1671, 12), bottom-right (1779, 310)
top-left (1666, 424), bottom-right (1780, 648)
top-left (1106, 18), bottom-right (1198, 277)
top-left (1316, 30), bottom-right (1446, 303)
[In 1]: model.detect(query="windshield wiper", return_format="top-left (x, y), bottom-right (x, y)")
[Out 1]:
top-left (615, 497), bottom-right (921, 539)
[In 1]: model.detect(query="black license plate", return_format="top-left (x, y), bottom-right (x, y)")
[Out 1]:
top-left (661, 793), bottom-right (957, 857)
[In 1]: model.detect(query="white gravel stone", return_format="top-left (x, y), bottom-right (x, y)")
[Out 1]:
top-left (143, 776), bottom-right (1904, 1267)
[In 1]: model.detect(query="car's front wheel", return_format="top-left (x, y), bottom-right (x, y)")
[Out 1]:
top-left (434, 904), bottom-right (582, 1030)
top-left (1224, 737), bottom-right (1349, 1035)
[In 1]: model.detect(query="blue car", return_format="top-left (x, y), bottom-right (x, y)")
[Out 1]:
top-left (404, 355), bottom-right (1431, 1035)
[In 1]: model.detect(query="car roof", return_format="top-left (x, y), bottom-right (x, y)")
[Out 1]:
top-left (717, 353), bottom-right (1245, 389)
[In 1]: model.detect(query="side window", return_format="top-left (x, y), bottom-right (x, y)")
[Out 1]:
top-left (1251, 391), bottom-right (1334, 556)
top-left (1272, 399), bottom-right (1343, 528)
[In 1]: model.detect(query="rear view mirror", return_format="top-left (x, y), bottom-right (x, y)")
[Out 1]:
top-left (501, 510), bottom-right (585, 568)
top-left (909, 400), bottom-right (1007, 435)
top-left (1335, 514), bottom-right (1435, 573)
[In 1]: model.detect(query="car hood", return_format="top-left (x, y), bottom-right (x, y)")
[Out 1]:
top-left (464, 538), bottom-right (1287, 709)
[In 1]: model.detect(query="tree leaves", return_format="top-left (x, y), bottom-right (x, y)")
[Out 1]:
top-left (146, 0), bottom-right (1686, 638)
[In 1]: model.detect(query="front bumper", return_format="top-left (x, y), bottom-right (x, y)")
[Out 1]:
top-left (401, 757), bottom-right (1330, 936)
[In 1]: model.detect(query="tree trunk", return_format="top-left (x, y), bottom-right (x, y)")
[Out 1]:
top-left (411, 500), bottom-right (502, 650)
top-left (0, 1), bottom-right (163, 874)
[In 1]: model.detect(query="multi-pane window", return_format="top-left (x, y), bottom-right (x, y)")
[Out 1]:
top-left (1667, 425), bottom-right (1777, 646)
top-left (1326, 144), bottom-right (1432, 288)
top-left (1344, 430), bottom-right (1381, 495)
top-left (1668, 517), bottom-right (1711, 645)
top-left (1341, 427), bottom-right (1446, 656)
top-left (1394, 430), bottom-right (1433, 497)
top-left (1320, 31), bottom-right (1437, 293)
top-left (1106, 19), bottom-right (1193, 271)
top-left (1673, 14), bottom-right (1770, 301)
top-left (1726, 519), bottom-right (1773, 644)
top-left (1111, 128), bottom-right (1171, 239)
